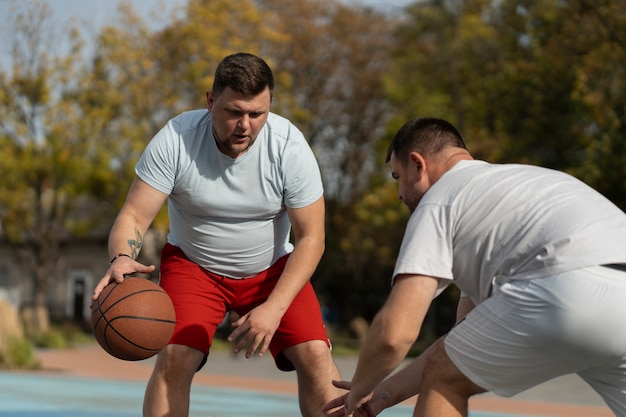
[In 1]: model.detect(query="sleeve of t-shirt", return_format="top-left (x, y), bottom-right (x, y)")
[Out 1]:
top-left (281, 130), bottom-right (324, 209)
top-left (135, 118), bottom-right (180, 195)
top-left (392, 203), bottom-right (455, 296)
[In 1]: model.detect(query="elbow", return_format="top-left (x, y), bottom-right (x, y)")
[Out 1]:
top-left (382, 332), bottom-right (418, 356)
top-left (371, 315), bottom-right (420, 356)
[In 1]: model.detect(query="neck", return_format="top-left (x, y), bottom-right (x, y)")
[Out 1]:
top-left (431, 148), bottom-right (473, 182)
top-left (444, 149), bottom-right (473, 168)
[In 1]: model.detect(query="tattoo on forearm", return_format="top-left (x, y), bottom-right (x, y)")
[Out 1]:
top-left (128, 228), bottom-right (143, 259)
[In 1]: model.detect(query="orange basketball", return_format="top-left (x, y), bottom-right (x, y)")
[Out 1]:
top-left (91, 277), bottom-right (176, 361)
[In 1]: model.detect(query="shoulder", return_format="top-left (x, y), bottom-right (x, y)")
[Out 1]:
top-left (167, 109), bottom-right (211, 133)
top-left (148, 110), bottom-right (211, 159)
top-left (443, 160), bottom-right (552, 183)
top-left (158, 110), bottom-right (211, 151)
top-left (264, 113), bottom-right (306, 143)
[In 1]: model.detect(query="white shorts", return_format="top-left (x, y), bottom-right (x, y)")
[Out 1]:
top-left (445, 265), bottom-right (626, 416)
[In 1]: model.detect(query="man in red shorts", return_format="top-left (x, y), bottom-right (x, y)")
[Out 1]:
top-left (92, 52), bottom-right (342, 417)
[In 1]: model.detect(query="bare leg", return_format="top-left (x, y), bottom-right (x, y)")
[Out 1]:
top-left (284, 340), bottom-right (343, 417)
top-left (143, 344), bottom-right (205, 417)
top-left (414, 339), bottom-right (485, 417)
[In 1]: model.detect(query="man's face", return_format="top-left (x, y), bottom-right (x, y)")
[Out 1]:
top-left (390, 152), bottom-right (425, 213)
top-left (207, 86), bottom-right (271, 158)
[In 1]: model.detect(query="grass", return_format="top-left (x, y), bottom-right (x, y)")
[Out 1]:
top-left (31, 321), bottom-right (94, 349)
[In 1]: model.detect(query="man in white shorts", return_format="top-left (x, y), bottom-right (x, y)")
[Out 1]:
top-left (322, 117), bottom-right (626, 417)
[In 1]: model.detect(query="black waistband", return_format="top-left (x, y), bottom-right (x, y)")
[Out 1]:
top-left (603, 264), bottom-right (626, 272)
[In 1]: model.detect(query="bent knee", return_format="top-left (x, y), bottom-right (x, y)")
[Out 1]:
top-left (423, 339), bottom-right (485, 397)
top-left (283, 340), bottom-right (336, 372)
top-left (154, 344), bottom-right (205, 379)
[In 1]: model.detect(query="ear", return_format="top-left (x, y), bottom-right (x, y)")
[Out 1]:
top-left (206, 91), bottom-right (214, 111)
top-left (408, 151), bottom-right (427, 179)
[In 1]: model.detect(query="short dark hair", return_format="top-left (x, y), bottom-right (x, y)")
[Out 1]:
top-left (386, 117), bottom-right (467, 163)
top-left (212, 52), bottom-right (274, 98)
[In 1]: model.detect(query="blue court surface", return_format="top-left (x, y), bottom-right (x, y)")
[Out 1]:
top-left (0, 372), bottom-right (528, 417)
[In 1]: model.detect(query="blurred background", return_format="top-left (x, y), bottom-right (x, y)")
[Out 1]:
top-left (0, 0), bottom-right (624, 367)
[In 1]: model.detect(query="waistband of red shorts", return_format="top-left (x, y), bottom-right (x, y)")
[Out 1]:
top-left (162, 243), bottom-right (290, 280)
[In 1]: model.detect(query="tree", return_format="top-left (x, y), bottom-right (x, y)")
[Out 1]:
top-left (388, 0), bottom-right (626, 209)
top-left (259, 0), bottom-right (398, 202)
top-left (566, 0), bottom-right (626, 208)
top-left (0, 2), bottom-right (122, 333)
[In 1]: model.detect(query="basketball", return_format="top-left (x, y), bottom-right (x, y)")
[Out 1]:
top-left (91, 277), bottom-right (176, 361)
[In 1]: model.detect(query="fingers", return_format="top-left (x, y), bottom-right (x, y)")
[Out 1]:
top-left (323, 382), bottom-right (380, 417)
top-left (228, 319), bottom-right (263, 357)
top-left (332, 380), bottom-right (352, 390)
top-left (227, 309), bottom-right (276, 358)
top-left (322, 394), bottom-right (348, 412)
top-left (247, 334), bottom-right (269, 358)
top-left (92, 276), bottom-right (115, 301)
top-left (227, 319), bottom-right (260, 357)
top-left (360, 402), bottom-right (377, 417)
top-left (92, 259), bottom-right (156, 301)
top-left (322, 381), bottom-right (352, 413)
top-left (227, 315), bottom-right (247, 348)
top-left (230, 330), bottom-right (271, 358)
top-left (325, 408), bottom-right (347, 417)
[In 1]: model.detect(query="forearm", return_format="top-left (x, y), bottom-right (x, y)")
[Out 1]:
top-left (107, 177), bottom-right (165, 261)
top-left (267, 197), bottom-right (325, 314)
top-left (375, 337), bottom-right (444, 409)
top-left (350, 309), bottom-right (417, 399)
top-left (370, 295), bottom-right (469, 408)
top-left (107, 213), bottom-right (148, 260)
top-left (265, 234), bottom-right (323, 314)
top-left (348, 275), bottom-right (438, 409)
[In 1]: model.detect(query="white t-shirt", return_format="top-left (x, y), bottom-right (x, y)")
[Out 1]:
top-left (393, 160), bottom-right (626, 305)
top-left (135, 110), bottom-right (324, 278)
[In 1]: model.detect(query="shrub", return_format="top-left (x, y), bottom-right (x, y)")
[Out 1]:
top-left (1, 337), bottom-right (40, 369)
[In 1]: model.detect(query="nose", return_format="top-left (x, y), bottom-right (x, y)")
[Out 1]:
top-left (237, 114), bottom-right (251, 130)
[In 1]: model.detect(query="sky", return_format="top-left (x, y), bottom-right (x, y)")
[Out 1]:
top-left (0, 0), bottom-right (415, 71)
top-left (1, 0), bottom-right (415, 32)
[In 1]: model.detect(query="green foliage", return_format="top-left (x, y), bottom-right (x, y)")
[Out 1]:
top-left (318, 183), bottom-right (408, 321)
top-left (0, 1), bottom-right (128, 331)
top-left (388, 0), bottom-right (626, 210)
top-left (31, 329), bottom-right (67, 349)
top-left (29, 321), bottom-right (93, 349)
top-left (260, 0), bottom-right (397, 202)
top-left (0, 337), bottom-right (40, 369)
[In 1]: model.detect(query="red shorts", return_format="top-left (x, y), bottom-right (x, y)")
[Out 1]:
top-left (158, 243), bottom-right (331, 371)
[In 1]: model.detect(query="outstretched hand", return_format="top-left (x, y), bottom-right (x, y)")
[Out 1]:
top-left (322, 380), bottom-right (389, 417)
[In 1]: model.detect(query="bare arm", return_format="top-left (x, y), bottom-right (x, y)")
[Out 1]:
top-left (323, 337), bottom-right (444, 417)
top-left (267, 196), bottom-right (325, 316)
top-left (342, 274), bottom-right (439, 414)
top-left (324, 289), bottom-right (475, 416)
top-left (228, 196), bottom-right (326, 357)
top-left (92, 177), bottom-right (168, 299)
top-left (374, 295), bottom-right (474, 406)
